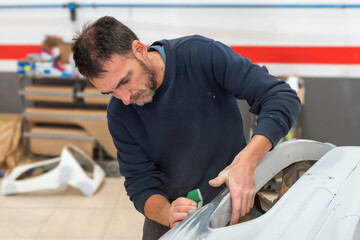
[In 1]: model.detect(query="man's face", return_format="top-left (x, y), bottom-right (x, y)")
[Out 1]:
top-left (92, 54), bottom-right (157, 106)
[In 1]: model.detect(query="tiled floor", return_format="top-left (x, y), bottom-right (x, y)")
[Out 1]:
top-left (0, 177), bottom-right (144, 240)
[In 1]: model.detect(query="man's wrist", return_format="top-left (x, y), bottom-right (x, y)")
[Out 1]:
top-left (144, 194), bottom-right (171, 227)
top-left (234, 135), bottom-right (272, 170)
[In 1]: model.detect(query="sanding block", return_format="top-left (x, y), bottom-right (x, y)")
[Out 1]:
top-left (186, 188), bottom-right (203, 216)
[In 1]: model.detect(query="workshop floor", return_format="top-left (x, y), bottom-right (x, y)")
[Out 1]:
top-left (0, 177), bottom-right (144, 240)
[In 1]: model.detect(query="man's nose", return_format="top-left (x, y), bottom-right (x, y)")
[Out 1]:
top-left (114, 89), bottom-right (131, 105)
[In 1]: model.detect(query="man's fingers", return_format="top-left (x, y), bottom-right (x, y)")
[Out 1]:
top-left (230, 190), bottom-right (257, 225)
top-left (169, 197), bottom-right (199, 228)
top-left (172, 197), bottom-right (197, 207)
top-left (230, 196), bottom-right (241, 225)
top-left (172, 212), bottom-right (188, 222)
top-left (174, 205), bottom-right (197, 213)
top-left (248, 191), bottom-right (255, 212)
top-left (240, 193), bottom-right (249, 218)
top-left (172, 221), bottom-right (181, 228)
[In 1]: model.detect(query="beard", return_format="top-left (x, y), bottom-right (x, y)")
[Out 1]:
top-left (130, 57), bottom-right (158, 106)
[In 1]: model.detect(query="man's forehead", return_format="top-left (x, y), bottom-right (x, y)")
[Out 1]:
top-left (101, 55), bottom-right (127, 75)
top-left (92, 62), bottom-right (129, 90)
top-left (108, 52), bottom-right (133, 64)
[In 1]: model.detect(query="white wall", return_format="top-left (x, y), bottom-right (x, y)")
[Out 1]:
top-left (1, 0), bottom-right (360, 76)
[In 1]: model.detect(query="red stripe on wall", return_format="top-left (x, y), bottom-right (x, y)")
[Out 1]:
top-left (231, 46), bottom-right (360, 64)
top-left (1, 44), bottom-right (360, 64)
top-left (0, 45), bottom-right (42, 60)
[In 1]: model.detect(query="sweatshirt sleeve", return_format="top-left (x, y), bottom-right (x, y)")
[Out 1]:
top-left (210, 40), bottom-right (301, 147)
top-left (107, 108), bottom-right (169, 215)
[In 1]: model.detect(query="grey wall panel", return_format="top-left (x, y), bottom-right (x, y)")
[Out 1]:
top-left (299, 78), bottom-right (360, 146)
top-left (0, 72), bottom-right (24, 113)
top-left (238, 100), bottom-right (251, 142)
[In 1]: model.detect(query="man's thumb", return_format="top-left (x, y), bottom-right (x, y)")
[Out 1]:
top-left (209, 174), bottom-right (225, 187)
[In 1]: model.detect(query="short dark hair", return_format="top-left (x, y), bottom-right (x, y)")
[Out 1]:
top-left (71, 16), bottom-right (138, 79)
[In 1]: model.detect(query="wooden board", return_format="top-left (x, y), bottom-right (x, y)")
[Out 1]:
top-left (29, 126), bottom-right (96, 158)
top-left (24, 107), bottom-right (107, 124)
top-left (0, 113), bottom-right (21, 121)
top-left (24, 107), bottom-right (116, 159)
top-left (83, 87), bottom-right (110, 105)
top-left (24, 85), bottom-right (75, 103)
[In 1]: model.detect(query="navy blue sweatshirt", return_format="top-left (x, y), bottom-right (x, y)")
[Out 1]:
top-left (107, 35), bottom-right (301, 215)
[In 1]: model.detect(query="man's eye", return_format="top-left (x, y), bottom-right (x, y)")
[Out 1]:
top-left (122, 78), bottom-right (129, 84)
top-left (118, 78), bottom-right (129, 88)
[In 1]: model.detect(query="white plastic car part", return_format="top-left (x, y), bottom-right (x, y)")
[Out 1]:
top-left (160, 140), bottom-right (360, 240)
top-left (1, 145), bottom-right (105, 196)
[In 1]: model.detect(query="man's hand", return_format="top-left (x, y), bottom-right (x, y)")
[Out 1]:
top-left (144, 195), bottom-right (197, 228)
top-left (209, 135), bottom-right (272, 225)
top-left (169, 197), bottom-right (198, 228)
top-left (209, 156), bottom-right (256, 225)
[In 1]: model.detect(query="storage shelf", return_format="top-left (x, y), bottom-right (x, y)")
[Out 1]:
top-left (19, 75), bottom-right (116, 166)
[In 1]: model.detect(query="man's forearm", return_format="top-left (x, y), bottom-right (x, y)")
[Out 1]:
top-left (144, 194), bottom-right (171, 226)
top-left (235, 134), bottom-right (272, 170)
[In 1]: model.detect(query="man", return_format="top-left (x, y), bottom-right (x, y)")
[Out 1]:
top-left (72, 16), bottom-right (301, 239)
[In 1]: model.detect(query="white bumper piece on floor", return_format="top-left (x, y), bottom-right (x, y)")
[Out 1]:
top-left (161, 140), bottom-right (360, 240)
top-left (1, 145), bottom-right (105, 196)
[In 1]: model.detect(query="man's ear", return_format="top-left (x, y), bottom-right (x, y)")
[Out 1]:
top-left (132, 40), bottom-right (148, 59)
